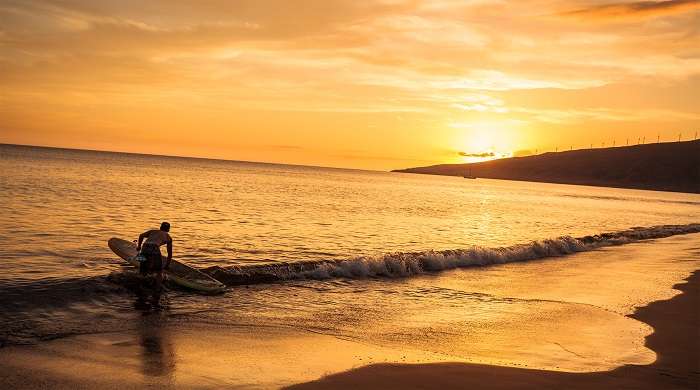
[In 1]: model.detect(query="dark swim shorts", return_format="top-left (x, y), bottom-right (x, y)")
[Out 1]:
top-left (139, 244), bottom-right (163, 275)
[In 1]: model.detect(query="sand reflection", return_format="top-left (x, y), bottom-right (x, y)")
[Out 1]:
top-left (133, 293), bottom-right (176, 381)
top-left (138, 323), bottom-right (176, 379)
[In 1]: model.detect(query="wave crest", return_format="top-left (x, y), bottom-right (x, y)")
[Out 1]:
top-left (206, 223), bottom-right (700, 285)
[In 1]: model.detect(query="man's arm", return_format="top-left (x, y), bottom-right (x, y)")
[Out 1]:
top-left (136, 230), bottom-right (152, 251)
top-left (165, 236), bottom-right (173, 270)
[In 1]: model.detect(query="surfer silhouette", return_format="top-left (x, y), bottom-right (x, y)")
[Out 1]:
top-left (136, 222), bottom-right (173, 291)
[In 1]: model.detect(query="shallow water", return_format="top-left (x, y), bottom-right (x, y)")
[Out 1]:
top-left (1, 144), bottom-right (699, 375)
top-left (1, 144), bottom-right (698, 285)
top-left (2, 234), bottom-right (699, 388)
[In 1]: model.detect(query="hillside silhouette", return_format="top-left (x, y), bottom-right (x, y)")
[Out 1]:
top-left (393, 140), bottom-right (700, 193)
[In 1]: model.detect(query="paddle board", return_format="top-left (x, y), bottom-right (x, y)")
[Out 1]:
top-left (108, 237), bottom-right (226, 294)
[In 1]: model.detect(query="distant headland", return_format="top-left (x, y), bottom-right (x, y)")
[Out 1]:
top-left (393, 140), bottom-right (700, 194)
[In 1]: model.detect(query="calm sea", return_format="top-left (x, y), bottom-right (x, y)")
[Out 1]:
top-left (1, 143), bottom-right (699, 372)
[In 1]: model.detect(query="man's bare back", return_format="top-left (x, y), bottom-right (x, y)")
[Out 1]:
top-left (142, 229), bottom-right (171, 247)
top-left (136, 222), bottom-right (173, 290)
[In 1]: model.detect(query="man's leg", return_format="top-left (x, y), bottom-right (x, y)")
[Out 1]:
top-left (154, 270), bottom-right (163, 291)
top-left (138, 256), bottom-right (152, 292)
top-left (148, 270), bottom-right (162, 308)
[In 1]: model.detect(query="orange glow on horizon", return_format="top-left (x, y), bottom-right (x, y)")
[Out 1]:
top-left (0, 1), bottom-right (698, 170)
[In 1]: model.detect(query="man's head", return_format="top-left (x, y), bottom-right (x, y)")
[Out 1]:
top-left (160, 222), bottom-right (171, 232)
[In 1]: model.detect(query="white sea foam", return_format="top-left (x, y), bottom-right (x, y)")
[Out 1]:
top-left (211, 224), bottom-right (700, 284)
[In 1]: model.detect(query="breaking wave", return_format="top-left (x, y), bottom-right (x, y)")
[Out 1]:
top-left (205, 224), bottom-right (700, 286)
top-left (1, 223), bottom-right (698, 346)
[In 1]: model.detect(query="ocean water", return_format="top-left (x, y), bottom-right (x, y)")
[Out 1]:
top-left (1, 144), bottom-right (699, 374)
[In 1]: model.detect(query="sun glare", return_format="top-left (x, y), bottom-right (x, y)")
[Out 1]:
top-left (450, 120), bottom-right (518, 163)
top-left (469, 131), bottom-right (494, 152)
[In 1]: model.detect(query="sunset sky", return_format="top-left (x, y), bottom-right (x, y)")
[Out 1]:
top-left (1, 0), bottom-right (699, 169)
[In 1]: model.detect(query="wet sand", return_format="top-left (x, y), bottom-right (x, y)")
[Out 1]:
top-left (287, 270), bottom-right (700, 390)
top-left (0, 321), bottom-right (456, 389)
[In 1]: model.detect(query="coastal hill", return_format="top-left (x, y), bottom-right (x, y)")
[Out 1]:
top-left (393, 140), bottom-right (700, 193)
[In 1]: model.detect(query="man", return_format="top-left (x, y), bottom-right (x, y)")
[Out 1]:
top-left (136, 222), bottom-right (173, 290)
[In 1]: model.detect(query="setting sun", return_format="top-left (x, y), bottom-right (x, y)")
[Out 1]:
top-left (1, 1), bottom-right (698, 170)
top-left (449, 120), bottom-right (520, 162)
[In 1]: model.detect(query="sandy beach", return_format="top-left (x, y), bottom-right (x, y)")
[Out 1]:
top-left (1, 234), bottom-right (698, 389)
top-left (287, 270), bottom-right (700, 390)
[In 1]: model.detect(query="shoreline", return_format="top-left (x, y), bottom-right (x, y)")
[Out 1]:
top-left (0, 238), bottom-right (698, 389)
top-left (286, 270), bottom-right (700, 389)
top-left (5, 143), bottom-right (700, 194)
top-left (392, 140), bottom-right (700, 194)
top-left (395, 173), bottom-right (700, 195)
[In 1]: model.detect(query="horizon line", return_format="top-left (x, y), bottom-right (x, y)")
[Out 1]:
top-left (0, 142), bottom-right (391, 174)
top-left (3, 139), bottom-right (697, 173)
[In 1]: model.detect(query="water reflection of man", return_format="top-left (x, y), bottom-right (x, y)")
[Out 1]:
top-left (138, 321), bottom-right (176, 379)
